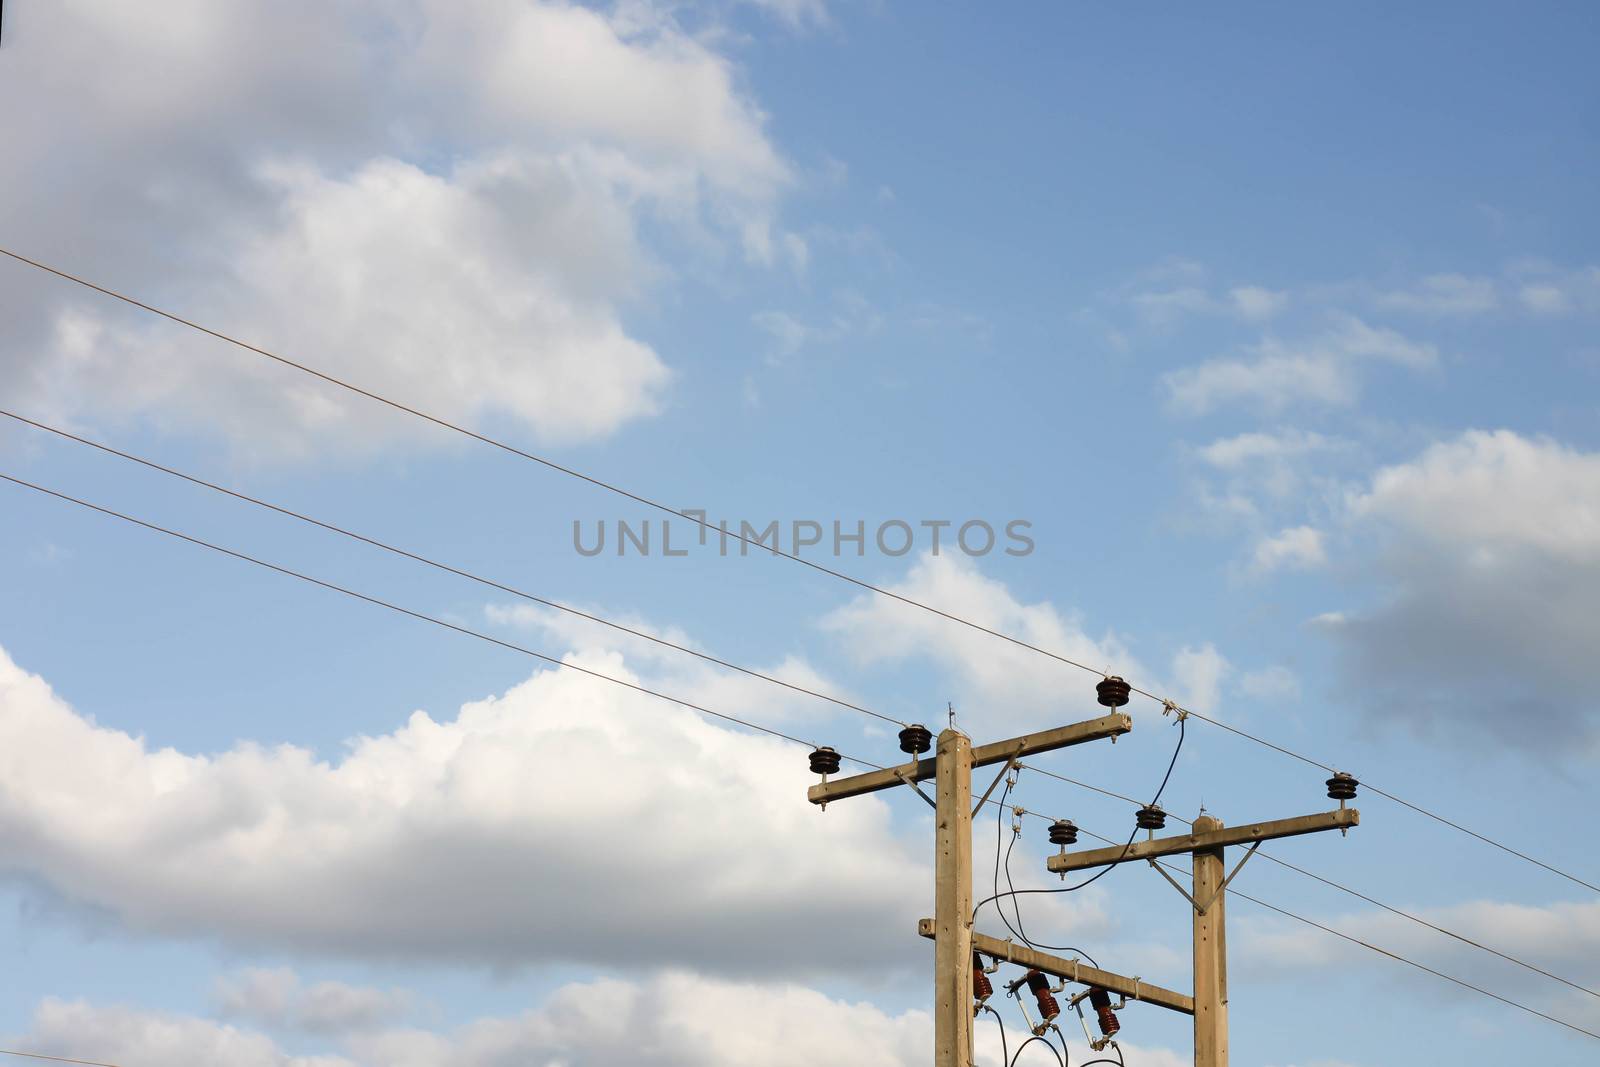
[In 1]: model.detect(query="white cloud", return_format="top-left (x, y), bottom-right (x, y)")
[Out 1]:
top-left (1239, 665), bottom-right (1301, 701)
top-left (0, 0), bottom-right (796, 458)
top-left (1191, 429), bottom-right (1351, 511)
top-left (820, 554), bottom-right (1146, 732)
top-left (1377, 273), bottom-right (1498, 316)
top-left (1197, 430), bottom-right (1338, 470)
top-left (1251, 526), bottom-right (1327, 574)
top-left (1172, 644), bottom-right (1230, 713)
top-left (1519, 283), bottom-right (1570, 314)
top-left (1319, 430), bottom-right (1600, 749)
top-left (215, 969), bottom-right (413, 1036)
top-left (1239, 896), bottom-right (1600, 1032)
top-left (9, 972), bottom-right (1192, 1067)
top-left (0, 642), bottom-right (923, 972)
top-left (1510, 265), bottom-right (1600, 316)
top-left (1132, 285), bottom-right (1218, 324)
top-left (13, 998), bottom-right (353, 1067)
top-left (485, 600), bottom-right (858, 726)
top-left (1229, 285), bottom-right (1289, 321)
top-left (741, 0), bottom-right (833, 29)
top-left (1163, 316), bottom-right (1435, 416)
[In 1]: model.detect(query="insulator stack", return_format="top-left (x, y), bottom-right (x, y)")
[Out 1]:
top-left (898, 724), bottom-right (933, 755)
top-left (1024, 970), bottom-right (1059, 1022)
top-left (1048, 819), bottom-right (1079, 846)
top-left (1135, 804), bottom-right (1167, 831)
top-left (972, 953), bottom-right (993, 1003)
top-left (1088, 988), bottom-right (1121, 1038)
top-left (1096, 675), bottom-right (1131, 708)
top-left (808, 746), bottom-right (842, 775)
top-left (1326, 771), bottom-right (1359, 801)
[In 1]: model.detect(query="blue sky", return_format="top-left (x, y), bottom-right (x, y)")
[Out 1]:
top-left (1, 2), bottom-right (1598, 1065)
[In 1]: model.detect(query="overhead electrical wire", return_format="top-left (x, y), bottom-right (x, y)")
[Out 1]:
top-left (4, 246), bottom-right (1587, 899)
top-left (38, 394), bottom-right (1558, 1004)
top-left (0, 409), bottom-right (907, 729)
top-left (0, 473), bottom-right (855, 761)
top-left (972, 717), bottom-right (1185, 926)
top-left (20, 413), bottom-right (1580, 1001)
top-left (1055, 821), bottom-right (1600, 1044)
top-left (1017, 765), bottom-right (1600, 1002)
top-left (6, 471), bottom-right (1595, 1048)
top-left (0, 1050), bottom-right (127, 1067)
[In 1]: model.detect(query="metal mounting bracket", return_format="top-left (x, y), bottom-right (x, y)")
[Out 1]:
top-left (1147, 841), bottom-right (1260, 915)
top-left (895, 769), bottom-right (938, 811)
top-left (972, 751), bottom-right (1023, 818)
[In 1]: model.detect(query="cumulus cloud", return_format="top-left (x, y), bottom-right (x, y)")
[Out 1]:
top-left (1172, 644), bottom-right (1231, 713)
top-left (1163, 316), bottom-right (1436, 415)
top-left (820, 554), bottom-right (1147, 731)
top-left (0, 642), bottom-right (923, 972)
top-left (1316, 430), bottom-right (1600, 752)
top-left (0, 0), bottom-right (797, 458)
top-left (1251, 526), bottom-right (1327, 574)
top-left (485, 599), bottom-right (860, 726)
top-left (9, 974), bottom-right (1191, 1067)
top-left (1239, 896), bottom-right (1600, 1032)
top-left (214, 969), bottom-right (413, 1036)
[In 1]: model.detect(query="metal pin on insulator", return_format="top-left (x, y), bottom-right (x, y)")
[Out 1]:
top-left (1048, 819), bottom-right (1079, 846)
top-left (1088, 988), bottom-right (1121, 1038)
top-left (898, 724), bottom-right (933, 755)
top-left (1096, 675), bottom-right (1131, 708)
top-left (809, 746), bottom-right (842, 776)
top-left (1135, 804), bottom-right (1167, 831)
top-left (972, 953), bottom-right (993, 1004)
top-left (1024, 970), bottom-right (1060, 1024)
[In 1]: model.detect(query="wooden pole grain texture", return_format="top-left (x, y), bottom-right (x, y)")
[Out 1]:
top-left (934, 729), bottom-right (973, 1067)
top-left (1192, 814), bottom-right (1229, 1067)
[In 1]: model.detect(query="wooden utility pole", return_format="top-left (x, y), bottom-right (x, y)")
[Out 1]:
top-left (933, 729), bottom-right (974, 1067)
top-left (1191, 814), bottom-right (1228, 1067)
top-left (1046, 804), bottom-right (1359, 1067)
top-left (808, 711), bottom-right (1143, 1067)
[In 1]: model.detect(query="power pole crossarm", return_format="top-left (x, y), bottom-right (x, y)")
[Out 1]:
top-left (807, 712), bottom-right (1131, 806)
top-left (805, 711), bottom-right (1133, 1067)
top-left (1045, 808), bottom-right (1358, 873)
top-left (920, 922), bottom-right (1196, 1015)
top-left (1044, 806), bottom-right (1360, 1067)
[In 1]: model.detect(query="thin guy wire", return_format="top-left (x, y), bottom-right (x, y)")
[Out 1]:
top-left (1018, 763), bottom-right (1600, 1001)
top-left (0, 1051), bottom-right (126, 1067)
top-left (5, 245), bottom-right (1595, 897)
top-left (0, 473), bottom-right (879, 763)
top-left (1064, 825), bottom-right (1600, 1044)
top-left (0, 409), bottom-right (906, 729)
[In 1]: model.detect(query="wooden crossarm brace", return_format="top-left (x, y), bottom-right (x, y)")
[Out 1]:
top-left (808, 713), bottom-right (1132, 806)
top-left (919, 920), bottom-right (1195, 1016)
top-left (1045, 808), bottom-right (1359, 873)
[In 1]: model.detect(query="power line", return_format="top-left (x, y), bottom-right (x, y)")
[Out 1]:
top-left (5, 245), bottom-right (1595, 898)
top-left (1156, 710), bottom-right (1600, 896)
top-left (1018, 763), bottom-right (1600, 1002)
top-left (1229, 885), bottom-right (1600, 1043)
top-left (6, 468), bottom-right (1594, 1048)
top-left (0, 1051), bottom-right (126, 1067)
top-left (1062, 825), bottom-right (1600, 1044)
top-left (0, 409), bottom-right (906, 730)
top-left (0, 472), bottom-right (865, 762)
